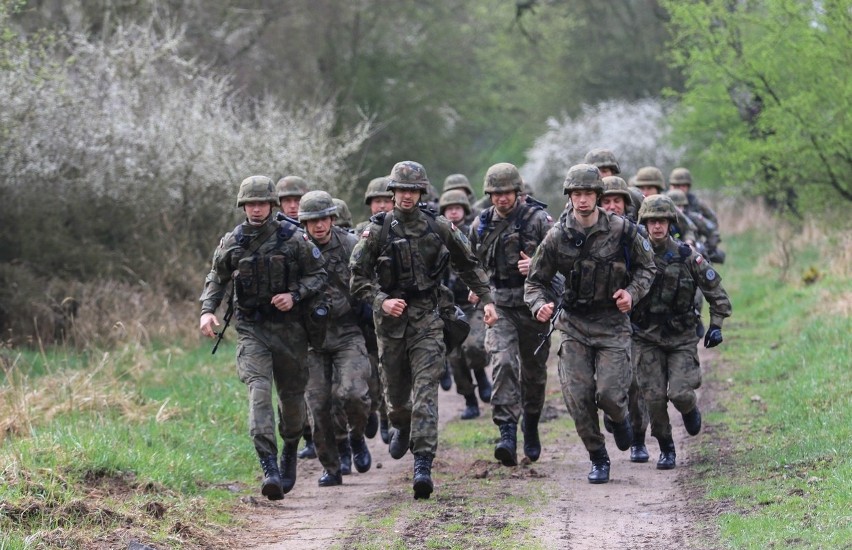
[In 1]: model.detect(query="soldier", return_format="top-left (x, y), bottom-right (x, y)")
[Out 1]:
top-left (469, 162), bottom-right (553, 467)
top-left (350, 161), bottom-right (497, 499)
top-left (599, 175), bottom-right (651, 462)
top-left (667, 187), bottom-right (724, 264)
top-left (668, 167), bottom-right (719, 225)
top-left (332, 197), bottom-right (354, 230)
top-left (199, 176), bottom-right (327, 500)
top-left (299, 191), bottom-right (373, 486)
top-left (584, 149), bottom-right (643, 219)
top-left (631, 195), bottom-right (731, 469)
top-left (354, 176), bottom-right (395, 444)
top-left (443, 173), bottom-right (480, 222)
top-left (524, 164), bottom-right (656, 484)
top-left (633, 167), bottom-right (697, 246)
top-left (276, 175), bottom-right (310, 219)
top-left (439, 189), bottom-right (493, 420)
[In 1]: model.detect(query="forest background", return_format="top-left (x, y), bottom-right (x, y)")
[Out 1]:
top-left (0, 0), bottom-right (849, 345)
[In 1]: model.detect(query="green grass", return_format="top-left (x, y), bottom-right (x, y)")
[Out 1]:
top-left (695, 227), bottom-right (852, 549)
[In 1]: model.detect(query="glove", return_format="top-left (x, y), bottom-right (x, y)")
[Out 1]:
top-left (704, 324), bottom-right (723, 348)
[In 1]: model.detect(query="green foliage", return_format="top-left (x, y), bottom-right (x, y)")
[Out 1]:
top-left (696, 224), bottom-right (852, 548)
top-left (663, 0), bottom-right (852, 212)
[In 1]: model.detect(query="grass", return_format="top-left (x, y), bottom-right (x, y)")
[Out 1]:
top-left (693, 210), bottom-right (852, 549)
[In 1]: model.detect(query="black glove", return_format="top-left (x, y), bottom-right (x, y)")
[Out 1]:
top-left (704, 324), bottom-right (723, 348)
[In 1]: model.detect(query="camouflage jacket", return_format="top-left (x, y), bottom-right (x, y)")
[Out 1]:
top-left (686, 191), bottom-right (719, 225)
top-left (309, 226), bottom-right (359, 320)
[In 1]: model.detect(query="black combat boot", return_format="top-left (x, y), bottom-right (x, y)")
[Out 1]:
top-left (656, 438), bottom-right (676, 470)
top-left (350, 433), bottom-right (372, 473)
top-left (379, 414), bottom-right (390, 444)
top-left (337, 438), bottom-right (352, 475)
top-left (279, 440), bottom-right (298, 494)
top-left (602, 413), bottom-right (614, 434)
top-left (474, 369), bottom-right (492, 403)
top-left (460, 394), bottom-right (480, 420)
top-left (611, 414), bottom-right (634, 451)
top-left (259, 455), bottom-right (284, 500)
top-left (521, 412), bottom-right (542, 462)
top-left (318, 469), bottom-right (342, 487)
top-left (587, 449), bottom-right (611, 484)
top-left (439, 362), bottom-right (453, 391)
top-left (630, 434), bottom-right (650, 463)
top-left (412, 453), bottom-right (434, 500)
top-left (365, 411), bottom-right (379, 439)
top-left (297, 430), bottom-right (317, 459)
top-left (682, 407), bottom-right (702, 436)
top-left (388, 427), bottom-right (410, 459)
top-left (494, 422), bottom-right (518, 467)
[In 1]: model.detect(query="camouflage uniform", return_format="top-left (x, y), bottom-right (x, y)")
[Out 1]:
top-left (350, 161), bottom-right (492, 499)
top-left (200, 176), bottom-right (326, 498)
top-left (469, 163), bottom-right (553, 465)
top-left (525, 164), bottom-right (656, 483)
top-left (632, 195), bottom-right (731, 469)
top-left (299, 191), bottom-right (372, 483)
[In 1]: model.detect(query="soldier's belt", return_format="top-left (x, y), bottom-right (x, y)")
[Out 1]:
top-left (491, 275), bottom-right (526, 289)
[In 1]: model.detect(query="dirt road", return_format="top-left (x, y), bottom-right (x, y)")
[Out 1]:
top-left (234, 348), bottom-right (720, 549)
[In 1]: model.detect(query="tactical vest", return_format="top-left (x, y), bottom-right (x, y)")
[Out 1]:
top-left (373, 208), bottom-right (450, 298)
top-left (476, 199), bottom-right (544, 288)
top-left (633, 242), bottom-right (697, 331)
top-left (559, 216), bottom-right (637, 312)
top-left (230, 218), bottom-right (300, 316)
top-left (444, 222), bottom-right (472, 304)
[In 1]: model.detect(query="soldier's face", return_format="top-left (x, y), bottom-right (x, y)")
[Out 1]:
top-left (442, 205), bottom-right (466, 223)
top-left (645, 218), bottom-right (670, 243)
top-left (637, 185), bottom-right (659, 198)
top-left (370, 197), bottom-right (394, 214)
top-left (244, 202), bottom-right (272, 225)
top-left (393, 189), bottom-right (420, 212)
top-left (490, 191), bottom-right (517, 216)
top-left (570, 190), bottom-right (598, 217)
top-left (600, 195), bottom-right (625, 216)
top-left (304, 216), bottom-right (333, 244)
top-left (670, 183), bottom-right (690, 194)
top-left (280, 196), bottom-right (301, 218)
top-left (599, 167), bottom-right (614, 177)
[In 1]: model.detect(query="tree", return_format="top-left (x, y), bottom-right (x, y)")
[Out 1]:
top-left (662, 0), bottom-right (852, 212)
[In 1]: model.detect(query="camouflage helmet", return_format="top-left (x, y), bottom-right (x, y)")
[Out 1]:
top-left (668, 167), bottom-right (693, 187)
top-left (387, 161), bottom-right (429, 191)
top-left (276, 175), bottom-right (310, 199)
top-left (600, 176), bottom-right (632, 207)
top-left (443, 174), bottom-right (475, 197)
top-left (364, 176), bottom-right (393, 205)
top-left (236, 175), bottom-right (278, 207)
top-left (633, 166), bottom-right (666, 192)
top-left (583, 148), bottom-right (621, 175)
top-left (638, 193), bottom-right (678, 223)
top-left (483, 162), bottom-right (523, 194)
top-left (666, 188), bottom-right (689, 207)
top-left (562, 163), bottom-right (604, 195)
top-left (298, 190), bottom-right (337, 221)
top-left (332, 198), bottom-right (353, 228)
top-left (439, 189), bottom-right (471, 215)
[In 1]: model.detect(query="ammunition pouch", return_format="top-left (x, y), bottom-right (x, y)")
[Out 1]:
top-left (441, 304), bottom-right (471, 352)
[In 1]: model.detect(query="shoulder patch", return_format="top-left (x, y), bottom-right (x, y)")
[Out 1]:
top-left (706, 268), bottom-right (716, 281)
top-left (302, 233), bottom-right (310, 241)
top-left (545, 214), bottom-right (553, 223)
top-left (642, 238), bottom-right (651, 251)
top-left (312, 246), bottom-right (321, 259)
top-left (695, 255), bottom-right (704, 264)
top-left (361, 229), bottom-right (371, 239)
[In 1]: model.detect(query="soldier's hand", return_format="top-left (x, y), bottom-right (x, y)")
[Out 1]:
top-left (704, 324), bottom-right (723, 348)
top-left (467, 290), bottom-right (480, 305)
top-left (536, 302), bottom-right (555, 323)
top-left (382, 298), bottom-right (407, 318)
top-left (200, 313), bottom-right (220, 338)
top-left (613, 289), bottom-right (633, 313)
top-left (483, 303), bottom-right (498, 327)
top-left (517, 251), bottom-right (532, 276)
top-left (272, 293), bottom-right (295, 312)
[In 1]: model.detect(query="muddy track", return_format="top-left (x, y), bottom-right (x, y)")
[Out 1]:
top-left (233, 348), bottom-right (722, 549)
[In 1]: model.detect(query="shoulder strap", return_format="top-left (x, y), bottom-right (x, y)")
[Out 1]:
top-left (236, 221), bottom-right (278, 256)
top-left (477, 208), bottom-right (517, 258)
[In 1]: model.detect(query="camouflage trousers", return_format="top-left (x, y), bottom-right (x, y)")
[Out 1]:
top-left (484, 305), bottom-right (549, 425)
top-left (375, 300), bottom-right (445, 456)
top-left (306, 321), bottom-right (372, 473)
top-left (627, 339), bottom-right (650, 438)
top-left (362, 324), bottom-right (386, 418)
top-left (634, 334), bottom-right (702, 442)
top-left (448, 305), bottom-right (487, 397)
top-left (555, 310), bottom-right (632, 454)
top-left (235, 318), bottom-right (309, 458)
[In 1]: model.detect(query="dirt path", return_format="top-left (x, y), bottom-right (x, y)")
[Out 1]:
top-left (234, 348), bottom-right (720, 549)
